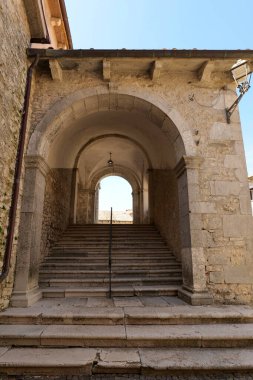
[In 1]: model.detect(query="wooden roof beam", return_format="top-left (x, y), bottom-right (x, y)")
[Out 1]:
top-left (197, 60), bottom-right (213, 82)
top-left (150, 60), bottom-right (162, 81)
top-left (49, 59), bottom-right (63, 81)
top-left (103, 59), bottom-right (111, 81)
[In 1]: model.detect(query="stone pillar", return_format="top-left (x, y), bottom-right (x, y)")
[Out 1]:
top-left (132, 190), bottom-right (140, 224)
top-left (76, 188), bottom-right (96, 224)
top-left (88, 189), bottom-right (96, 223)
top-left (175, 156), bottom-right (213, 305)
top-left (69, 168), bottom-right (78, 224)
top-left (11, 156), bottom-right (49, 307)
top-left (94, 184), bottom-right (100, 223)
top-left (147, 169), bottom-right (154, 224)
top-left (76, 188), bottom-right (89, 224)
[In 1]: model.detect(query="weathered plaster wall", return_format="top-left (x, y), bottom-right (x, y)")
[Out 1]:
top-left (26, 65), bottom-right (253, 304)
top-left (152, 170), bottom-right (181, 260)
top-left (41, 169), bottom-right (72, 258)
top-left (0, 0), bottom-right (30, 308)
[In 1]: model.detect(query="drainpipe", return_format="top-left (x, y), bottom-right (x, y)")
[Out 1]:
top-left (0, 54), bottom-right (40, 282)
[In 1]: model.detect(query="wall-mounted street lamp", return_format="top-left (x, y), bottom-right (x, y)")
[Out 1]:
top-left (226, 59), bottom-right (251, 124)
top-left (107, 152), bottom-right (114, 167)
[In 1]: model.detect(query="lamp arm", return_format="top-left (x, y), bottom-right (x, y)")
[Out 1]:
top-left (226, 84), bottom-right (250, 124)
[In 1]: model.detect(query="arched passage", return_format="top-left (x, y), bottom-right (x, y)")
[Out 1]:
top-left (12, 89), bottom-right (211, 307)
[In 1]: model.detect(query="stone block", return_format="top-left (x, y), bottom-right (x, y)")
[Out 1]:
top-left (191, 247), bottom-right (207, 291)
top-left (84, 95), bottom-right (99, 113)
top-left (210, 181), bottom-right (242, 196)
top-left (239, 195), bottom-right (252, 215)
top-left (207, 251), bottom-right (229, 265)
top-left (209, 271), bottom-right (224, 284)
top-left (203, 215), bottom-right (222, 230)
top-left (94, 348), bottom-right (141, 373)
top-left (209, 122), bottom-right (242, 141)
top-left (189, 214), bottom-right (202, 230)
top-left (224, 264), bottom-right (253, 284)
top-left (224, 155), bottom-right (244, 169)
top-left (0, 347), bottom-right (97, 375)
top-left (190, 201), bottom-right (217, 214)
top-left (202, 230), bottom-right (215, 248)
top-left (223, 215), bottom-right (253, 238)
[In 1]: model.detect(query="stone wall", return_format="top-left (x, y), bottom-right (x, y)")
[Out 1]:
top-left (152, 170), bottom-right (181, 259)
top-left (0, 0), bottom-right (30, 308)
top-left (41, 169), bottom-right (72, 258)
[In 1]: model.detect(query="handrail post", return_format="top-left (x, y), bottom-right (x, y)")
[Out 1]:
top-left (108, 207), bottom-right (113, 298)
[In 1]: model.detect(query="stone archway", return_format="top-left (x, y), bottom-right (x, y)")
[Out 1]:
top-left (70, 133), bottom-right (150, 226)
top-left (27, 87), bottom-right (196, 161)
top-left (88, 166), bottom-right (142, 224)
top-left (11, 89), bottom-right (212, 307)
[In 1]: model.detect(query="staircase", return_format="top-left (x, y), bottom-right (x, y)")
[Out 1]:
top-left (0, 300), bottom-right (253, 376)
top-left (39, 224), bottom-right (182, 298)
top-left (1, 225), bottom-right (252, 376)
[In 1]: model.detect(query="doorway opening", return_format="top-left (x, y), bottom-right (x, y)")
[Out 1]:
top-left (97, 176), bottom-right (133, 224)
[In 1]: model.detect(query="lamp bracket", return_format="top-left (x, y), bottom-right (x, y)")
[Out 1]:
top-left (226, 73), bottom-right (251, 124)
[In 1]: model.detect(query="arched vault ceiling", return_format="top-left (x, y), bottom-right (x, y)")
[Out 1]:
top-left (48, 111), bottom-right (176, 169)
top-left (77, 136), bottom-right (148, 188)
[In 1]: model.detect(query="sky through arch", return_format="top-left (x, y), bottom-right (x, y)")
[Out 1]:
top-left (99, 176), bottom-right (132, 211)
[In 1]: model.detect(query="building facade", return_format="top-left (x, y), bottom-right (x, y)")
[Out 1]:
top-left (1, 1), bottom-right (253, 309)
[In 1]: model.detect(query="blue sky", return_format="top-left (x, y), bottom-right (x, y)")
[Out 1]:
top-left (65, 0), bottom-right (253, 209)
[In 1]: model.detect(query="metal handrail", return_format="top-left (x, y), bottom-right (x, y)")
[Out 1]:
top-left (108, 207), bottom-right (113, 298)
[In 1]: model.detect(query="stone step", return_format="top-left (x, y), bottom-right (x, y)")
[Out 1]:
top-left (0, 323), bottom-right (253, 348)
top-left (50, 250), bottom-right (174, 255)
top-left (2, 304), bottom-right (253, 326)
top-left (52, 245), bottom-right (171, 249)
top-left (61, 234), bottom-right (162, 238)
top-left (43, 254), bottom-right (177, 260)
top-left (52, 246), bottom-right (168, 251)
top-left (41, 259), bottom-right (178, 270)
top-left (41, 224), bottom-right (182, 296)
top-left (68, 223), bottom-right (156, 230)
top-left (58, 239), bottom-right (163, 243)
top-left (41, 285), bottom-right (180, 298)
top-left (55, 233), bottom-right (163, 236)
top-left (40, 265), bottom-right (178, 271)
top-left (58, 236), bottom-right (163, 239)
top-left (41, 262), bottom-right (180, 268)
top-left (53, 242), bottom-right (167, 246)
top-left (0, 347), bottom-right (252, 376)
top-left (41, 265), bottom-right (182, 278)
top-left (39, 270), bottom-right (181, 279)
top-left (40, 266), bottom-right (181, 273)
top-left (44, 256), bottom-right (178, 262)
top-left (39, 277), bottom-right (182, 288)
